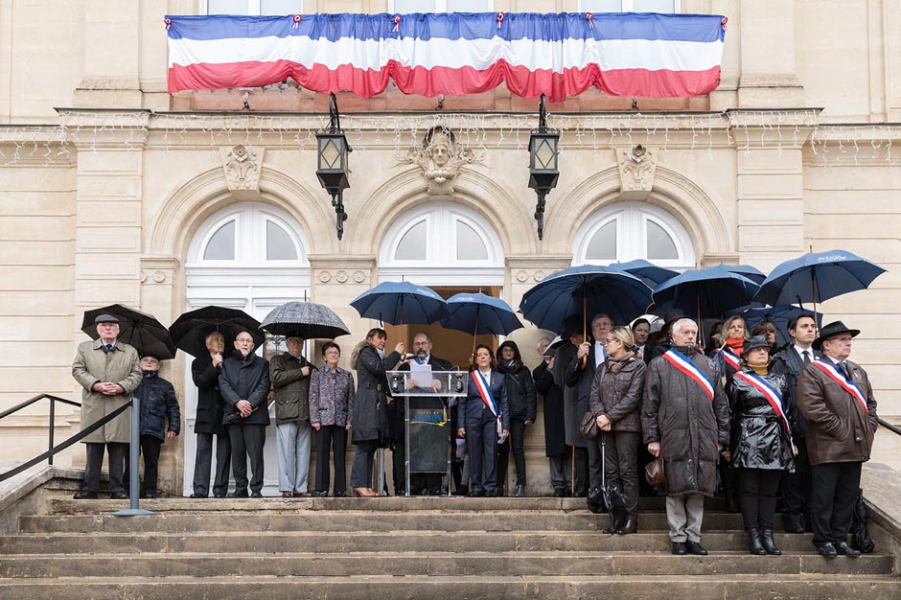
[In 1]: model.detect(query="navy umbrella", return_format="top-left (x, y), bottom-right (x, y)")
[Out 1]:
top-left (169, 306), bottom-right (264, 358)
top-left (726, 305), bottom-right (823, 348)
top-left (652, 265), bottom-right (760, 320)
top-left (519, 266), bottom-right (653, 334)
top-left (609, 259), bottom-right (679, 288)
top-left (350, 281), bottom-right (449, 326)
top-left (754, 249), bottom-right (887, 312)
top-left (441, 293), bottom-right (523, 337)
top-left (723, 263), bottom-right (767, 285)
top-left (81, 304), bottom-right (176, 360)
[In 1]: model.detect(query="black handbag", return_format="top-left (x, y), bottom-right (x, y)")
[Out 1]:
top-left (579, 411), bottom-right (600, 441)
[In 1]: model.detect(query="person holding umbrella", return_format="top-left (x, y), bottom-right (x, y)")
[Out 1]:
top-left (457, 344), bottom-right (510, 497)
top-left (534, 337), bottom-right (569, 497)
top-left (495, 340), bottom-right (537, 497)
top-left (72, 314), bottom-right (143, 499)
top-left (797, 322), bottom-right (878, 558)
top-left (270, 336), bottom-right (315, 498)
top-left (589, 326), bottom-right (647, 534)
top-left (349, 328), bottom-right (404, 497)
top-left (725, 336), bottom-right (795, 555)
top-left (190, 332), bottom-right (232, 499)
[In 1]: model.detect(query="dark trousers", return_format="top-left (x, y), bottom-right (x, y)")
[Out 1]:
top-left (316, 425), bottom-right (347, 494)
top-left (586, 440), bottom-right (604, 492)
top-left (466, 414), bottom-right (499, 494)
top-left (600, 431), bottom-right (641, 516)
top-left (810, 461), bottom-right (862, 547)
top-left (573, 446), bottom-right (589, 493)
top-left (739, 468), bottom-right (782, 530)
top-left (497, 418), bottom-right (527, 489)
top-left (82, 442), bottom-right (127, 494)
top-left (193, 432), bottom-right (232, 497)
top-left (229, 425), bottom-right (266, 494)
top-left (548, 448), bottom-right (571, 491)
top-left (781, 440), bottom-right (810, 522)
top-left (124, 435), bottom-right (163, 494)
top-left (350, 439), bottom-right (379, 488)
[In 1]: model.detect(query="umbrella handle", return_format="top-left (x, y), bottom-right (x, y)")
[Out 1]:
top-left (580, 294), bottom-right (588, 369)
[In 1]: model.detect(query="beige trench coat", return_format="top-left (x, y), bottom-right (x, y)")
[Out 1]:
top-left (72, 339), bottom-right (142, 444)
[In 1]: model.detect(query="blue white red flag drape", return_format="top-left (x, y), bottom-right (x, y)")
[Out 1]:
top-left (165, 12), bottom-right (726, 100)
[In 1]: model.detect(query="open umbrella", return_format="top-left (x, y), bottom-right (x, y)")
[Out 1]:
top-left (519, 266), bottom-right (653, 335)
top-left (723, 264), bottom-right (767, 285)
top-left (169, 306), bottom-right (264, 358)
top-left (726, 305), bottom-right (823, 348)
top-left (350, 281), bottom-right (449, 325)
top-left (441, 293), bottom-right (523, 337)
top-left (652, 265), bottom-right (760, 321)
top-left (610, 259), bottom-right (679, 288)
top-left (261, 301), bottom-right (350, 339)
top-left (81, 304), bottom-right (176, 359)
top-left (753, 249), bottom-right (887, 313)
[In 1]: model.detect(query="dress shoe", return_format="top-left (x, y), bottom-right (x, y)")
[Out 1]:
top-left (760, 529), bottom-right (781, 555)
top-left (513, 484), bottom-right (526, 498)
top-left (315, 490), bottom-right (329, 497)
top-left (747, 528), bottom-right (766, 555)
top-left (686, 541), bottom-right (708, 556)
top-left (73, 491), bottom-right (97, 500)
top-left (467, 489), bottom-right (485, 497)
top-left (229, 490), bottom-right (249, 498)
top-left (615, 516), bottom-right (638, 535)
top-left (573, 487), bottom-right (588, 498)
top-left (783, 514), bottom-right (806, 534)
top-left (333, 491), bottom-right (346, 498)
top-left (140, 491), bottom-right (157, 500)
top-left (671, 542), bottom-right (688, 555)
top-left (352, 487), bottom-right (378, 497)
top-left (294, 492), bottom-right (313, 498)
top-left (281, 491), bottom-right (294, 498)
top-left (817, 542), bottom-right (838, 558)
top-left (553, 487), bottom-right (565, 498)
top-left (110, 492), bottom-right (128, 500)
top-left (250, 491), bottom-right (263, 498)
top-left (213, 493), bottom-right (226, 498)
top-left (835, 541), bottom-right (861, 557)
top-left (189, 493), bottom-right (208, 499)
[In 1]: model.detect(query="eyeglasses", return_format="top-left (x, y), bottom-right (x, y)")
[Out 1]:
top-left (413, 341), bottom-right (431, 347)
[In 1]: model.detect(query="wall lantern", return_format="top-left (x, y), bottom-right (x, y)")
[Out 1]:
top-left (316, 92), bottom-right (352, 240)
top-left (528, 94), bottom-right (560, 240)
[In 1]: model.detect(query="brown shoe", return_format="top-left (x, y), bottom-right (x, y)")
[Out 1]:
top-left (293, 492), bottom-right (313, 498)
top-left (352, 487), bottom-right (378, 497)
top-left (281, 491), bottom-right (293, 498)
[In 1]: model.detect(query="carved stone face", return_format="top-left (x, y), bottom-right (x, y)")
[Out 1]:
top-left (430, 140), bottom-right (450, 167)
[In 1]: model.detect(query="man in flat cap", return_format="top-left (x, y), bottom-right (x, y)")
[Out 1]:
top-left (71, 314), bottom-right (142, 499)
top-left (798, 321), bottom-right (878, 557)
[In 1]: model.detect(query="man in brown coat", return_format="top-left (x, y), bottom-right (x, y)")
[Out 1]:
top-left (71, 314), bottom-right (143, 499)
top-left (798, 321), bottom-right (878, 558)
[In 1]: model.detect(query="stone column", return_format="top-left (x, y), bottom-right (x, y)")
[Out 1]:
top-left (74, 1), bottom-right (142, 108)
top-left (738, 0), bottom-right (805, 108)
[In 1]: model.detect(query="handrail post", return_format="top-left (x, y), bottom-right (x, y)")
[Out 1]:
top-left (114, 394), bottom-right (154, 517)
top-left (48, 399), bottom-right (55, 466)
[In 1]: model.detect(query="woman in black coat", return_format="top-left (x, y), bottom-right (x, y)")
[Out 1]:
top-left (534, 350), bottom-right (568, 496)
top-left (349, 328), bottom-right (404, 497)
top-left (496, 341), bottom-right (536, 497)
top-left (589, 327), bottom-right (646, 534)
top-left (726, 335), bottom-right (795, 556)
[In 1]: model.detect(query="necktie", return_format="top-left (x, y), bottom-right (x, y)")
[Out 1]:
top-left (840, 361), bottom-right (852, 380)
top-left (104, 344), bottom-right (113, 353)
top-left (802, 350), bottom-right (811, 365)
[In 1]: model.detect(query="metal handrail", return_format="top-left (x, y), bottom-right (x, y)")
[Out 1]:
top-left (878, 417), bottom-right (901, 437)
top-left (0, 394), bottom-right (81, 468)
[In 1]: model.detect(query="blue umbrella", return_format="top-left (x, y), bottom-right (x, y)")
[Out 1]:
top-left (519, 265), bottom-right (653, 334)
top-left (350, 281), bottom-right (449, 326)
top-left (754, 249), bottom-right (886, 310)
top-left (723, 263), bottom-right (767, 285)
top-left (653, 265), bottom-right (760, 320)
top-left (609, 259), bottom-right (679, 287)
top-left (726, 305), bottom-right (823, 348)
top-left (441, 293), bottom-right (523, 337)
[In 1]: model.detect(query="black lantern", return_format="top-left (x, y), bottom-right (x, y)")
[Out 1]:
top-left (528, 94), bottom-right (560, 240)
top-left (316, 93), bottom-right (351, 240)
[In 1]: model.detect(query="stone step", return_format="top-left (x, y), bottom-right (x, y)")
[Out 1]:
top-left (47, 496), bottom-right (728, 514)
top-left (0, 575), bottom-right (898, 600)
top-left (0, 552), bottom-right (893, 578)
top-left (0, 530), bottom-right (819, 555)
top-left (18, 510), bottom-right (779, 533)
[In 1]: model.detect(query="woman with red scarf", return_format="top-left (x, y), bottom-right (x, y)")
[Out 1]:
top-left (711, 314), bottom-right (748, 513)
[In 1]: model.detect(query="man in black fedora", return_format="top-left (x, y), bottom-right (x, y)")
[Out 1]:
top-left (797, 321), bottom-right (878, 557)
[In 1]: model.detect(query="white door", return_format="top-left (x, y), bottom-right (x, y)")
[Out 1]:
top-left (183, 202), bottom-right (310, 496)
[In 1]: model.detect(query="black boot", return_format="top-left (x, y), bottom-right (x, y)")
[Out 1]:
top-left (760, 529), bottom-right (781, 555)
top-left (747, 528), bottom-right (766, 555)
top-left (615, 515), bottom-right (638, 535)
top-left (513, 484), bottom-right (526, 497)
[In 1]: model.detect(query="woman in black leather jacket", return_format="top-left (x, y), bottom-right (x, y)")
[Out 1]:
top-left (496, 341), bottom-right (536, 497)
top-left (727, 335), bottom-right (795, 556)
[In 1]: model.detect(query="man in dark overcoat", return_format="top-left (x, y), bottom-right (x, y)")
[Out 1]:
top-left (534, 337), bottom-right (569, 496)
top-left (191, 331), bottom-right (231, 498)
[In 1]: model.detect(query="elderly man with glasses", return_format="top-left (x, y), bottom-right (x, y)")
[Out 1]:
top-left (219, 330), bottom-right (271, 498)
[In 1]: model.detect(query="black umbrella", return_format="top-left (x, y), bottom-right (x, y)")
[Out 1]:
top-left (169, 306), bottom-right (264, 358)
top-left (260, 301), bottom-right (350, 339)
top-left (81, 304), bottom-right (176, 359)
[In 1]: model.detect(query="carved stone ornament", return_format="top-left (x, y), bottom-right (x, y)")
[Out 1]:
top-left (617, 144), bottom-right (657, 200)
top-left (221, 145), bottom-right (264, 199)
top-left (402, 126), bottom-right (484, 196)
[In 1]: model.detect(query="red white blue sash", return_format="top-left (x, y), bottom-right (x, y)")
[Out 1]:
top-left (716, 347), bottom-right (741, 371)
top-left (734, 371), bottom-right (793, 445)
top-left (663, 349), bottom-right (714, 402)
top-left (811, 359), bottom-right (869, 414)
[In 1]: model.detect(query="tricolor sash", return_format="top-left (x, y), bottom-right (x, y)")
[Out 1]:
top-left (717, 348), bottom-right (741, 371)
top-left (663, 349), bottom-right (715, 402)
top-left (811, 359), bottom-right (869, 414)
top-left (734, 371), bottom-right (793, 445)
top-left (471, 370), bottom-right (504, 438)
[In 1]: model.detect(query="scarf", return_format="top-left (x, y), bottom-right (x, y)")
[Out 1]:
top-left (725, 337), bottom-right (744, 356)
top-left (605, 353), bottom-right (633, 374)
top-left (748, 363), bottom-right (768, 376)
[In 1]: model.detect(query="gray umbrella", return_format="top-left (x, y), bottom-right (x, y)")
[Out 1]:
top-left (260, 302), bottom-right (351, 340)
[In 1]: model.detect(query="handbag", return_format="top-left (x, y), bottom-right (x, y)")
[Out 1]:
top-left (644, 454), bottom-right (667, 495)
top-left (579, 411), bottom-right (600, 441)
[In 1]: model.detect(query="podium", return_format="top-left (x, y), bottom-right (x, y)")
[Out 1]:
top-left (386, 370), bottom-right (468, 497)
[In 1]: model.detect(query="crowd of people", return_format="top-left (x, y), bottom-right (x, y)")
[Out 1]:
top-left (71, 307), bottom-right (879, 558)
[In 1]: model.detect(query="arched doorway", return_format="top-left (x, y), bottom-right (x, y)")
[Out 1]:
top-left (378, 201), bottom-right (505, 368)
top-left (183, 201), bottom-right (311, 496)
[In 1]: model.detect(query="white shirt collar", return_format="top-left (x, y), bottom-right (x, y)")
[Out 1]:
top-left (794, 344), bottom-right (812, 357)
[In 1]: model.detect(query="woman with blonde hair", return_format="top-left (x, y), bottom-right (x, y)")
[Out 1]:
top-left (713, 315), bottom-right (749, 381)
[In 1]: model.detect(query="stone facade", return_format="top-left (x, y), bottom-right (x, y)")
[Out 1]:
top-left (1, 1), bottom-right (899, 495)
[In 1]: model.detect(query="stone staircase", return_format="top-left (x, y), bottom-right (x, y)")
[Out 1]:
top-left (0, 495), bottom-right (898, 599)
